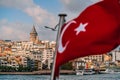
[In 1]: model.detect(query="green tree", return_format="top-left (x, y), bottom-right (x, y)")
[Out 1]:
top-left (61, 62), bottom-right (73, 70)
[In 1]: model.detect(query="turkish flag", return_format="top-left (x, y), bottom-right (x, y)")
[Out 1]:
top-left (53, 0), bottom-right (120, 79)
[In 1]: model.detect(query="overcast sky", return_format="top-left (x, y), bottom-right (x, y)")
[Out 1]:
top-left (0, 0), bottom-right (103, 41)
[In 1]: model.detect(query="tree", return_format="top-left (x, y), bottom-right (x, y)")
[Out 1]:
top-left (61, 62), bottom-right (73, 70)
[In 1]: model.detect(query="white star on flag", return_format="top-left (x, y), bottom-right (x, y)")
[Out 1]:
top-left (75, 23), bottom-right (88, 35)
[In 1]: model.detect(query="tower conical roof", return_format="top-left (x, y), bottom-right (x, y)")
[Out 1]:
top-left (30, 25), bottom-right (37, 34)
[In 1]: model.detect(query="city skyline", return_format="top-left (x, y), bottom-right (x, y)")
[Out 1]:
top-left (0, 0), bottom-right (99, 41)
top-left (0, 1), bottom-right (120, 79)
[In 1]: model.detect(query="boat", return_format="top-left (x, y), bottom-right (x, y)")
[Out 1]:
top-left (100, 68), bottom-right (120, 74)
top-left (76, 70), bottom-right (84, 75)
top-left (104, 68), bottom-right (115, 74)
top-left (76, 69), bottom-right (96, 75)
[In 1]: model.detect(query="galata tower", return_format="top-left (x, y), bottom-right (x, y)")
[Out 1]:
top-left (30, 25), bottom-right (39, 43)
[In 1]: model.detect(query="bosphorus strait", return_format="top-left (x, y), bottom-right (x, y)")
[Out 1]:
top-left (0, 74), bottom-right (120, 80)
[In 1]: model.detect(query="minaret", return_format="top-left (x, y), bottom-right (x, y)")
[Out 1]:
top-left (30, 25), bottom-right (38, 43)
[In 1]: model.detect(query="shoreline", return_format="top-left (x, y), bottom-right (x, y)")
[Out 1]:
top-left (0, 70), bottom-right (75, 75)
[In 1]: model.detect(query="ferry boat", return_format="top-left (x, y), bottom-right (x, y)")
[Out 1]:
top-left (100, 68), bottom-right (120, 74)
top-left (101, 68), bottom-right (120, 74)
top-left (76, 69), bottom-right (96, 75)
top-left (104, 68), bottom-right (115, 74)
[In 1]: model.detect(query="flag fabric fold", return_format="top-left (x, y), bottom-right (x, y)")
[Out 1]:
top-left (53, 0), bottom-right (120, 79)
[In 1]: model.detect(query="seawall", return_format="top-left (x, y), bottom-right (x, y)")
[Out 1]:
top-left (0, 70), bottom-right (75, 75)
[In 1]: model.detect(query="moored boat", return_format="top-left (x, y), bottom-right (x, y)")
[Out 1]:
top-left (76, 69), bottom-right (96, 75)
top-left (100, 68), bottom-right (120, 74)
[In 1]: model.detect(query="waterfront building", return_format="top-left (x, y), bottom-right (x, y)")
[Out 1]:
top-left (0, 59), bottom-right (8, 66)
top-left (109, 49), bottom-right (120, 66)
top-left (0, 46), bottom-right (3, 53)
top-left (110, 50), bottom-right (120, 62)
top-left (41, 40), bottom-right (50, 49)
top-left (21, 56), bottom-right (27, 67)
top-left (27, 58), bottom-right (34, 70)
top-left (42, 48), bottom-right (54, 69)
top-left (10, 59), bottom-right (19, 68)
top-left (27, 58), bottom-right (42, 70)
top-left (50, 41), bottom-right (56, 48)
top-left (34, 60), bottom-right (42, 70)
top-left (72, 54), bottom-right (104, 70)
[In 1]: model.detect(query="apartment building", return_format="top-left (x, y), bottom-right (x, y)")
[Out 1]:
top-left (72, 54), bottom-right (104, 69)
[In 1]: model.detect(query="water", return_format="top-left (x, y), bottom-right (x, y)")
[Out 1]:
top-left (0, 74), bottom-right (120, 80)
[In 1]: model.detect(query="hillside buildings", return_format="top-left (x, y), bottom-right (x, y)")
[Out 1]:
top-left (0, 25), bottom-right (119, 71)
top-left (0, 26), bottom-right (55, 70)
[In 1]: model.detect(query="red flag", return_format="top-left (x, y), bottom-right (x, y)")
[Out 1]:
top-left (54, 0), bottom-right (120, 79)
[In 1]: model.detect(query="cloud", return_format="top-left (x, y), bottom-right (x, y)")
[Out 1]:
top-left (0, 0), bottom-right (101, 41)
top-left (0, 0), bottom-right (58, 41)
top-left (0, 19), bottom-right (57, 41)
top-left (59, 0), bottom-right (101, 22)
top-left (0, 19), bottom-right (30, 41)
top-left (24, 6), bottom-right (57, 27)
top-left (0, 0), bottom-right (100, 26)
top-left (60, 0), bottom-right (100, 13)
top-left (0, 0), bottom-right (57, 27)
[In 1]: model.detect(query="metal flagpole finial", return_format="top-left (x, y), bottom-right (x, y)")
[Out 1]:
top-left (58, 13), bottom-right (67, 29)
top-left (58, 13), bottom-right (67, 17)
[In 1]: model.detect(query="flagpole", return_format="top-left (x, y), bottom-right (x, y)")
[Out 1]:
top-left (50, 13), bottom-right (67, 80)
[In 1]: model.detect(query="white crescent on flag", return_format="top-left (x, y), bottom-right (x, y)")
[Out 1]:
top-left (58, 20), bottom-right (76, 53)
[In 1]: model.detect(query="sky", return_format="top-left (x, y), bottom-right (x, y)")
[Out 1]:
top-left (0, 0), bottom-right (103, 41)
